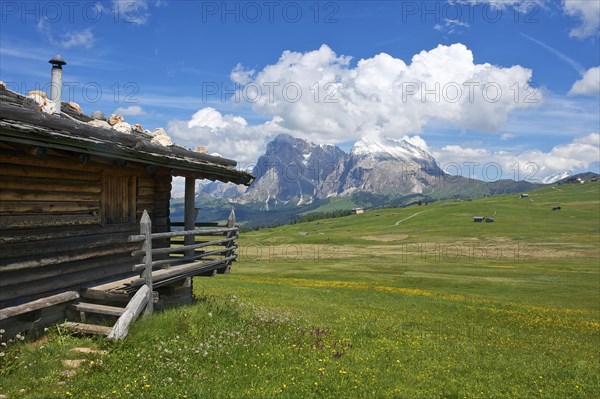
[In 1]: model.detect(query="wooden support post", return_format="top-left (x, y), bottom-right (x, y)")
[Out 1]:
top-left (107, 284), bottom-right (150, 341)
top-left (0, 291), bottom-right (79, 321)
top-left (140, 210), bottom-right (153, 315)
top-left (184, 177), bottom-right (196, 258)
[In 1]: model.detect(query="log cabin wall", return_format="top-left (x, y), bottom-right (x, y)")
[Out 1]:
top-left (0, 141), bottom-right (172, 309)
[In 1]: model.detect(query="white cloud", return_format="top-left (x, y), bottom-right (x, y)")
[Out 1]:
top-left (186, 107), bottom-right (247, 130)
top-left (37, 20), bottom-right (95, 49)
top-left (500, 133), bottom-right (516, 140)
top-left (573, 132), bottom-right (600, 146)
top-left (167, 109), bottom-right (287, 165)
top-left (434, 18), bottom-right (470, 35)
top-left (114, 105), bottom-right (146, 116)
top-left (563, 0), bottom-right (600, 38)
top-left (230, 64), bottom-right (256, 85)
top-left (232, 43), bottom-right (539, 144)
top-left (433, 133), bottom-right (600, 182)
top-left (402, 135), bottom-right (430, 152)
top-left (568, 66), bottom-right (600, 96)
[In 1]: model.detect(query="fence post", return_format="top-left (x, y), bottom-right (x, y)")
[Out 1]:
top-left (219, 209), bottom-right (237, 274)
top-left (140, 210), bottom-right (153, 315)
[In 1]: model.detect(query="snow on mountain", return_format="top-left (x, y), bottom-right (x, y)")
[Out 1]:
top-left (542, 171), bottom-right (572, 184)
top-left (351, 137), bottom-right (431, 161)
top-left (341, 136), bottom-right (443, 196)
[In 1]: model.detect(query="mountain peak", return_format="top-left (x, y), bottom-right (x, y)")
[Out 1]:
top-left (351, 137), bottom-right (432, 162)
top-left (542, 171), bottom-right (572, 184)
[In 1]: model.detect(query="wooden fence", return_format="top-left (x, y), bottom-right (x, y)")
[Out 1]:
top-left (127, 209), bottom-right (239, 314)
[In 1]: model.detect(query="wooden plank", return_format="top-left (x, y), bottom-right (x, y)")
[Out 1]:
top-left (1, 232), bottom-right (133, 259)
top-left (140, 210), bottom-right (153, 315)
top-left (0, 176), bottom-right (101, 193)
top-left (132, 245), bottom-right (237, 272)
top-left (128, 227), bottom-right (236, 242)
top-left (0, 291), bottom-right (79, 320)
top-left (0, 304), bottom-right (70, 339)
top-left (137, 187), bottom-right (154, 196)
top-left (0, 163), bottom-right (100, 180)
top-left (131, 237), bottom-right (235, 256)
top-left (137, 177), bottom-right (156, 188)
top-left (137, 194), bottom-right (155, 202)
top-left (0, 201), bottom-right (98, 214)
top-left (101, 174), bottom-right (135, 224)
top-left (107, 285), bottom-right (150, 340)
top-left (70, 302), bottom-right (125, 317)
top-left (0, 243), bottom-right (139, 272)
top-left (0, 222), bottom-right (133, 243)
top-left (184, 177), bottom-right (196, 259)
top-left (0, 149), bottom-right (103, 172)
top-left (0, 253), bottom-right (134, 286)
top-left (0, 214), bottom-right (101, 230)
top-left (0, 263), bottom-right (135, 302)
top-left (0, 190), bottom-right (100, 202)
top-left (128, 256), bottom-right (237, 288)
top-left (80, 289), bottom-right (130, 303)
top-left (221, 209), bottom-right (237, 273)
top-left (60, 322), bottom-right (111, 336)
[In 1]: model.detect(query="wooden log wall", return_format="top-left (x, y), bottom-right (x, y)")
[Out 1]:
top-left (0, 141), bottom-right (173, 311)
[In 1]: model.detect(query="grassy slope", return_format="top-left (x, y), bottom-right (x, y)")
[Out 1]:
top-left (1, 182), bottom-right (598, 399)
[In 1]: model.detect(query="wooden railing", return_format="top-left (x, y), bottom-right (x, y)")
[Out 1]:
top-left (127, 209), bottom-right (239, 313)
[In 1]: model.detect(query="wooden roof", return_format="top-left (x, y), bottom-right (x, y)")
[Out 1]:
top-left (0, 87), bottom-right (254, 186)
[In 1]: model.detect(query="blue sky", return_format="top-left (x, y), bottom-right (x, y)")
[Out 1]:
top-left (1, 0), bottom-right (599, 183)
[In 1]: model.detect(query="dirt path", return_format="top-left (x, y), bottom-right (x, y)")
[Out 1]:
top-left (394, 212), bottom-right (423, 226)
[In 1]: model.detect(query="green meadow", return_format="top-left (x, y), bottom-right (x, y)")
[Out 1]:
top-left (1, 182), bottom-right (598, 398)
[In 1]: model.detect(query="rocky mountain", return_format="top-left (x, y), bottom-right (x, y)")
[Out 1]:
top-left (339, 137), bottom-right (444, 196)
top-left (556, 172), bottom-right (599, 184)
top-left (198, 134), bottom-right (546, 210)
top-left (237, 134), bottom-right (347, 208)
top-left (542, 171), bottom-right (572, 184)
top-left (232, 134), bottom-right (449, 208)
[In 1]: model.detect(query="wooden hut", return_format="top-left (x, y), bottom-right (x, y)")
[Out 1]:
top-left (0, 86), bottom-right (254, 338)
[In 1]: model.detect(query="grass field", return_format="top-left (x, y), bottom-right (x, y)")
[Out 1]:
top-left (1, 182), bottom-right (598, 398)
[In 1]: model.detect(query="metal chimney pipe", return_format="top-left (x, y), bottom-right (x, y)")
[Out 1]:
top-left (48, 53), bottom-right (66, 115)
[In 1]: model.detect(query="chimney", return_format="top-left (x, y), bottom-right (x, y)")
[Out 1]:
top-left (48, 53), bottom-right (66, 115)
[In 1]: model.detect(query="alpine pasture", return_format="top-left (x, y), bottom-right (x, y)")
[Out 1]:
top-left (1, 182), bottom-right (598, 399)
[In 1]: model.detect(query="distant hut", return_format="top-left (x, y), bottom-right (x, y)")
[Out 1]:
top-left (0, 67), bottom-right (254, 337)
top-left (353, 208), bottom-right (365, 215)
top-left (473, 216), bottom-right (484, 222)
top-left (519, 193), bottom-right (529, 198)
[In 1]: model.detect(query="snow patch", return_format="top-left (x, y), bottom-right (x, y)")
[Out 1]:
top-left (542, 171), bottom-right (572, 184)
top-left (351, 137), bottom-right (431, 161)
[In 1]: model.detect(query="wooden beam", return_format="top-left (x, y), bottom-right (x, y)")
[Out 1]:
top-left (80, 289), bottom-right (130, 303)
top-left (127, 256), bottom-right (237, 288)
top-left (140, 210), bottom-right (153, 315)
top-left (0, 291), bottom-right (79, 321)
top-left (70, 302), bottom-right (125, 317)
top-left (184, 177), bottom-right (196, 257)
top-left (107, 284), bottom-right (150, 341)
top-left (0, 243), bottom-right (139, 272)
top-left (128, 227), bottom-right (236, 242)
top-left (131, 237), bottom-right (234, 257)
top-left (60, 322), bottom-right (111, 336)
top-left (132, 244), bottom-right (238, 272)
